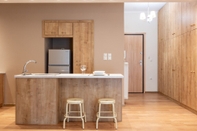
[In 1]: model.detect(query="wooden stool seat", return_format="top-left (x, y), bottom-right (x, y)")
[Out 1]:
top-left (63, 98), bottom-right (86, 129)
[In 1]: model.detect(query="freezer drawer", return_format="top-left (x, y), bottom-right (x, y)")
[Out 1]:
top-left (48, 49), bottom-right (70, 65)
top-left (48, 66), bottom-right (70, 73)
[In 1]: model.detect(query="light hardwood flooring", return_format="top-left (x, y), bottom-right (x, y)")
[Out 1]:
top-left (0, 93), bottom-right (197, 131)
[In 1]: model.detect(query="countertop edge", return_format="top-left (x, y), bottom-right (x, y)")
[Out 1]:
top-left (14, 74), bottom-right (124, 79)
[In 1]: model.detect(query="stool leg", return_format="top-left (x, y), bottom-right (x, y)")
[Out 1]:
top-left (96, 117), bottom-right (99, 129)
top-left (114, 117), bottom-right (117, 129)
top-left (66, 103), bottom-right (70, 122)
top-left (96, 103), bottom-right (101, 129)
top-left (82, 102), bottom-right (86, 122)
top-left (79, 103), bottom-right (84, 129)
top-left (63, 117), bottom-right (67, 129)
top-left (112, 103), bottom-right (117, 129)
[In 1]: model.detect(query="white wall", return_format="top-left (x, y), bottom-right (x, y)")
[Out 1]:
top-left (124, 11), bottom-right (158, 92)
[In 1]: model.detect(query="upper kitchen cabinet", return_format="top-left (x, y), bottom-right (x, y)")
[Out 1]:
top-left (181, 2), bottom-right (197, 34)
top-left (43, 20), bottom-right (58, 37)
top-left (42, 20), bottom-right (73, 37)
top-left (73, 21), bottom-right (94, 73)
top-left (58, 21), bottom-right (73, 37)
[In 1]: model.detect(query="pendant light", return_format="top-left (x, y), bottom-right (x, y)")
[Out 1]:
top-left (140, 3), bottom-right (156, 22)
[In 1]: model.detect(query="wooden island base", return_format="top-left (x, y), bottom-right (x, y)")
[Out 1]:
top-left (15, 77), bottom-right (122, 125)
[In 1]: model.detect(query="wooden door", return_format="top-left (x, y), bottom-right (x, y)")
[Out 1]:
top-left (124, 35), bottom-right (143, 93)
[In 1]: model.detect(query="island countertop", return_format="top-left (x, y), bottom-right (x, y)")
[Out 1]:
top-left (14, 73), bottom-right (124, 78)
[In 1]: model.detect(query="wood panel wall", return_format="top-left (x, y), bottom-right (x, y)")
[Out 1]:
top-left (158, 2), bottom-right (197, 111)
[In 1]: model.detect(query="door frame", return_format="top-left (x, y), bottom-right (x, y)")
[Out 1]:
top-left (124, 33), bottom-right (146, 93)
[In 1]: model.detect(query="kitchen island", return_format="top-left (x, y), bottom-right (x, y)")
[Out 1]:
top-left (15, 73), bottom-right (123, 125)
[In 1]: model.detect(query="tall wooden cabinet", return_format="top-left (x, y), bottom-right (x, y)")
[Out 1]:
top-left (158, 2), bottom-right (197, 112)
top-left (0, 74), bottom-right (4, 107)
top-left (42, 20), bottom-right (94, 73)
top-left (73, 21), bottom-right (94, 73)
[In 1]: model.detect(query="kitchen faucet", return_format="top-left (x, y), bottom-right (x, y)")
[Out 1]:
top-left (22, 60), bottom-right (37, 75)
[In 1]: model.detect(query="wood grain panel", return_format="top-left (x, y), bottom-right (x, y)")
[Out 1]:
top-left (42, 20), bottom-right (58, 37)
top-left (158, 1), bottom-right (197, 113)
top-left (190, 29), bottom-right (197, 110)
top-left (124, 35), bottom-right (143, 93)
top-left (169, 2), bottom-right (182, 38)
top-left (15, 78), bottom-right (59, 125)
top-left (59, 78), bottom-right (122, 122)
top-left (181, 2), bottom-right (197, 34)
top-left (173, 36), bottom-right (181, 101)
top-left (58, 22), bottom-right (73, 37)
top-left (0, 74), bottom-right (4, 107)
top-left (73, 21), bottom-right (94, 73)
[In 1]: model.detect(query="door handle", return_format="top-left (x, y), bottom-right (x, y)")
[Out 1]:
top-left (139, 60), bottom-right (142, 66)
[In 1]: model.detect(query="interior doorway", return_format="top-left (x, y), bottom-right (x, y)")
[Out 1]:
top-left (124, 34), bottom-right (144, 93)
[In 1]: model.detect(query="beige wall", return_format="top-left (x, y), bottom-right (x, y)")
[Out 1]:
top-left (0, 3), bottom-right (124, 104)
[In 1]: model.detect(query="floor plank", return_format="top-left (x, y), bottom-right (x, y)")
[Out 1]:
top-left (0, 93), bottom-right (197, 131)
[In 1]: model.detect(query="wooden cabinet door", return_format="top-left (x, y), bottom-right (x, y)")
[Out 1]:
top-left (43, 21), bottom-right (58, 37)
top-left (73, 21), bottom-right (94, 73)
top-left (58, 22), bottom-right (73, 37)
top-left (189, 29), bottom-right (197, 110)
top-left (181, 2), bottom-right (197, 34)
top-left (173, 36), bottom-right (182, 102)
top-left (158, 39), bottom-right (164, 93)
top-left (169, 2), bottom-right (182, 38)
top-left (191, 2), bottom-right (197, 30)
top-left (0, 74), bottom-right (3, 107)
top-left (158, 6), bottom-right (165, 41)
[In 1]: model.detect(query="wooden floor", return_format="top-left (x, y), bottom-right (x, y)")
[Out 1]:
top-left (0, 93), bottom-right (197, 131)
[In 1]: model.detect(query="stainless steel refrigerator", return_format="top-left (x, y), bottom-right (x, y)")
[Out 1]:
top-left (48, 49), bottom-right (70, 73)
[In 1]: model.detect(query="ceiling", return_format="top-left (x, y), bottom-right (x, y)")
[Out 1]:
top-left (124, 2), bottom-right (166, 12)
top-left (0, 0), bottom-right (195, 3)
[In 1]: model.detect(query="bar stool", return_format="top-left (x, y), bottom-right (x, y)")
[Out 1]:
top-left (63, 98), bottom-right (86, 129)
top-left (96, 98), bottom-right (117, 129)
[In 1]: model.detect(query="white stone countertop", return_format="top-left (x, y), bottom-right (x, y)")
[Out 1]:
top-left (14, 73), bottom-right (124, 78)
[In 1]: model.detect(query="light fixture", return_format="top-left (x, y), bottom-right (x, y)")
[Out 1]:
top-left (140, 3), bottom-right (156, 22)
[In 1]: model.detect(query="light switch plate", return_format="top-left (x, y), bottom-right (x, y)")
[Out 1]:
top-left (103, 53), bottom-right (107, 60)
top-left (108, 53), bottom-right (112, 60)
